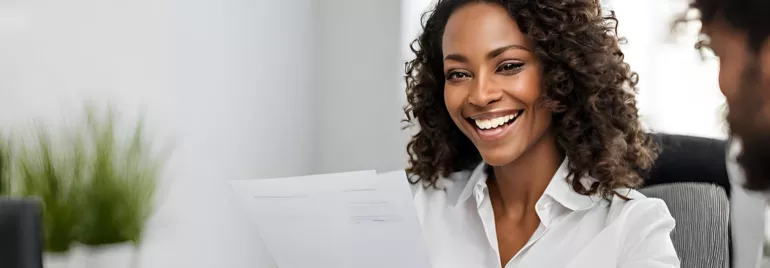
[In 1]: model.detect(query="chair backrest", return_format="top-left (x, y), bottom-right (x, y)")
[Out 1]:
top-left (640, 183), bottom-right (730, 268)
top-left (644, 133), bottom-right (731, 194)
top-left (0, 198), bottom-right (43, 268)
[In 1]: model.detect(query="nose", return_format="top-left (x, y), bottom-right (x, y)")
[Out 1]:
top-left (467, 74), bottom-right (502, 107)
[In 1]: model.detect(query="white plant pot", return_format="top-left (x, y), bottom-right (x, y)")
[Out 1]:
top-left (43, 252), bottom-right (73, 268)
top-left (73, 242), bottom-right (138, 268)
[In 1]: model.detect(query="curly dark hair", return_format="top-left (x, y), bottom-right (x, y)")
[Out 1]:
top-left (691, 0), bottom-right (770, 52)
top-left (403, 0), bottom-right (658, 199)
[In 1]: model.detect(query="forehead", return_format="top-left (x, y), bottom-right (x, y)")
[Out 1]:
top-left (441, 3), bottom-right (530, 55)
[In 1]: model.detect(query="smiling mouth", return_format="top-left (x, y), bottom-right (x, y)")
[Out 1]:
top-left (466, 110), bottom-right (523, 141)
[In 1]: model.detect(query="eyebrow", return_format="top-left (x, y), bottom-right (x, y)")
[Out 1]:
top-left (444, 44), bottom-right (531, 62)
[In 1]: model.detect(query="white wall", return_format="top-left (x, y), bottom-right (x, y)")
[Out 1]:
top-left (170, 0), bottom-right (317, 181)
top-left (0, 0), bottom-right (174, 131)
top-left (0, 0), bottom-right (319, 181)
top-left (315, 0), bottom-right (408, 174)
top-left (143, 0), bottom-right (316, 267)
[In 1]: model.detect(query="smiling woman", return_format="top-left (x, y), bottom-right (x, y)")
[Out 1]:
top-left (403, 0), bottom-right (680, 267)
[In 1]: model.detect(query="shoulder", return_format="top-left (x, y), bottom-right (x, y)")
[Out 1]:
top-left (408, 169), bottom-right (478, 213)
top-left (603, 192), bottom-right (680, 265)
top-left (605, 189), bottom-right (675, 228)
top-left (603, 190), bottom-right (680, 265)
top-left (408, 169), bottom-right (472, 197)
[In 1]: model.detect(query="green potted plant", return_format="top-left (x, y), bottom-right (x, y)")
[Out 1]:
top-left (10, 105), bottom-right (168, 268)
top-left (14, 125), bottom-right (86, 268)
top-left (74, 106), bottom-right (167, 268)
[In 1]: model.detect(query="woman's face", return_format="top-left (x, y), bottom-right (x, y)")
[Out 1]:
top-left (442, 3), bottom-right (552, 167)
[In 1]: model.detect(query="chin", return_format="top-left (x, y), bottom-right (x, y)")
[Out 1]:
top-left (477, 146), bottom-right (523, 167)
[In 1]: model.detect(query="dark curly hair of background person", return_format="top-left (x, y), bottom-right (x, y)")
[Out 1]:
top-left (403, 0), bottom-right (658, 199)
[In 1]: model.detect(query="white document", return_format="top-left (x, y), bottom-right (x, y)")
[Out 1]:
top-left (228, 170), bottom-right (433, 268)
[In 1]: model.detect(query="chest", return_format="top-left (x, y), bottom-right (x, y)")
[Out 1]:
top-left (494, 215), bottom-right (540, 265)
top-left (417, 202), bottom-right (622, 268)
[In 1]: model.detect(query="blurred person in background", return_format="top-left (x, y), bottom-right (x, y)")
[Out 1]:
top-left (692, 0), bottom-right (770, 192)
top-left (403, 0), bottom-right (679, 267)
top-left (686, 0), bottom-right (770, 267)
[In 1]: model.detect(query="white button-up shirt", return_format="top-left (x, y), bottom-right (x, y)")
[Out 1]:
top-left (726, 138), bottom-right (767, 268)
top-left (411, 159), bottom-right (680, 268)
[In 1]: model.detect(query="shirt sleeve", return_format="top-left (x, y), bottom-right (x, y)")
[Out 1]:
top-left (619, 199), bottom-right (681, 268)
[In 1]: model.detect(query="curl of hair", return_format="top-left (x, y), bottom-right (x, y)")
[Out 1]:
top-left (403, 0), bottom-right (658, 199)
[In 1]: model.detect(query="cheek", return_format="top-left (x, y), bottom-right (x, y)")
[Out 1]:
top-left (530, 99), bottom-right (553, 133)
top-left (443, 86), bottom-right (466, 120)
top-left (503, 69), bottom-right (544, 104)
top-left (506, 72), bottom-right (551, 128)
top-left (761, 44), bottom-right (770, 103)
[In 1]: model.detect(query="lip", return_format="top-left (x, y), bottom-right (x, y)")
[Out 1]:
top-left (467, 110), bottom-right (523, 142)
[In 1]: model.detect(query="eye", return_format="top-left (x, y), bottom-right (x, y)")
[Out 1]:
top-left (446, 71), bottom-right (471, 81)
top-left (496, 62), bottom-right (524, 73)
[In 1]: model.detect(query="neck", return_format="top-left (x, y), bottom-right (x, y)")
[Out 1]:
top-left (488, 129), bottom-right (563, 218)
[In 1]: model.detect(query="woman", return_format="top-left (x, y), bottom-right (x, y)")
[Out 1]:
top-left (403, 0), bottom-right (680, 267)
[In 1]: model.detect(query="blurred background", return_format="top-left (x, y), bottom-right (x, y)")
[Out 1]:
top-left (0, 0), bottom-right (727, 267)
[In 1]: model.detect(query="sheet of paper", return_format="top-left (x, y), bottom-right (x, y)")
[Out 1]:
top-left (228, 170), bottom-right (432, 268)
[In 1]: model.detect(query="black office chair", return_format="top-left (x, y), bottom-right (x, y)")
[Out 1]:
top-left (0, 198), bottom-right (43, 268)
top-left (644, 133), bottom-right (731, 193)
top-left (641, 133), bottom-right (731, 268)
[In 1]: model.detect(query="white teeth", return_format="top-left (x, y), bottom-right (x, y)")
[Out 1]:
top-left (493, 117), bottom-right (505, 127)
top-left (474, 112), bottom-right (519, 130)
top-left (482, 120), bottom-right (492, 129)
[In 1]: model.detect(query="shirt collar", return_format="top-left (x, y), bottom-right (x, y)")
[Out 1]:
top-left (540, 159), bottom-right (598, 211)
top-left (447, 162), bottom-right (488, 207)
top-left (449, 158), bottom-right (599, 211)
